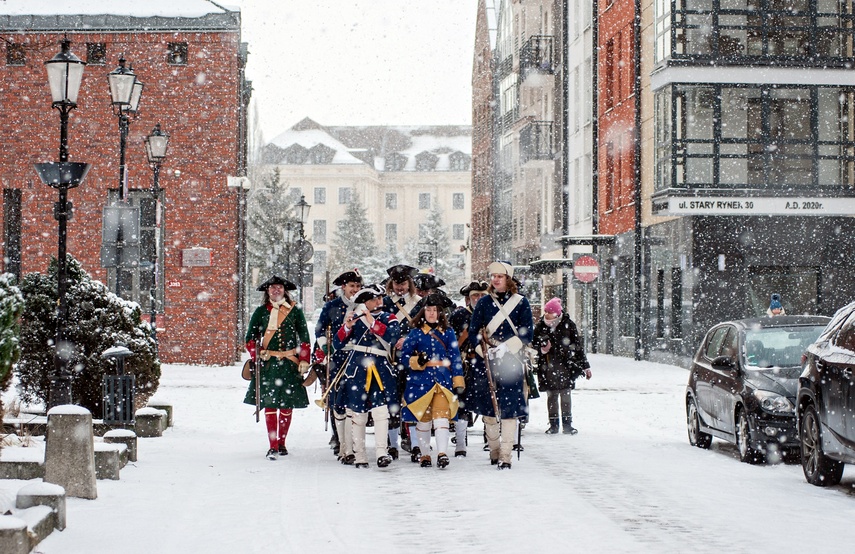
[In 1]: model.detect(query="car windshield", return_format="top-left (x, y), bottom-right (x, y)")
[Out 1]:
top-left (744, 325), bottom-right (826, 369)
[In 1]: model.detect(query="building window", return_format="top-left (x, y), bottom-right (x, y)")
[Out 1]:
top-left (313, 220), bottom-right (327, 244)
top-left (106, 189), bottom-right (164, 312)
top-left (415, 151), bottom-right (439, 171)
top-left (167, 42), bottom-right (188, 65)
top-left (385, 152), bottom-right (407, 171)
top-left (3, 189), bottom-right (21, 281)
top-left (338, 187), bottom-right (352, 205)
top-left (418, 193), bottom-right (430, 210)
top-left (385, 224), bottom-right (398, 244)
top-left (452, 193), bottom-right (464, 210)
top-left (6, 43), bottom-right (24, 66)
top-left (656, 84), bottom-right (855, 192)
top-left (86, 43), bottom-right (106, 65)
top-left (314, 187), bottom-right (326, 205)
top-left (385, 193), bottom-right (397, 210)
top-left (449, 152), bottom-right (471, 171)
top-left (453, 224), bottom-right (465, 240)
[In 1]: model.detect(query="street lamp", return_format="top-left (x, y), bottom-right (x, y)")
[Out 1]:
top-left (35, 39), bottom-right (91, 408)
top-left (108, 55), bottom-right (143, 205)
top-left (144, 124), bottom-right (169, 348)
top-left (295, 195), bottom-right (311, 304)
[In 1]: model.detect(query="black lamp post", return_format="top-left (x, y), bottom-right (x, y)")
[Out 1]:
top-left (144, 124), bottom-right (169, 348)
top-left (35, 39), bottom-right (91, 408)
top-left (295, 195), bottom-right (311, 305)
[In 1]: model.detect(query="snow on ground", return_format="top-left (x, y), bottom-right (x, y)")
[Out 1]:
top-left (10, 354), bottom-right (855, 553)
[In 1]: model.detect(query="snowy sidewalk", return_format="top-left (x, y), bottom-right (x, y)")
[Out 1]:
top-left (23, 355), bottom-right (855, 553)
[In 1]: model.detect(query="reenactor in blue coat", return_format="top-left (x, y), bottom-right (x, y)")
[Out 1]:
top-left (314, 269), bottom-right (362, 462)
top-left (332, 283), bottom-right (401, 468)
top-left (467, 261), bottom-right (534, 469)
top-left (382, 264), bottom-right (421, 459)
top-left (400, 293), bottom-right (465, 469)
top-left (449, 280), bottom-right (488, 457)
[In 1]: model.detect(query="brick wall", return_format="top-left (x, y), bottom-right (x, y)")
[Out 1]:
top-left (0, 30), bottom-right (243, 365)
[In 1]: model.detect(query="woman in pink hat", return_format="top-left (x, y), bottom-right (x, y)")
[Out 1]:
top-left (532, 297), bottom-right (591, 434)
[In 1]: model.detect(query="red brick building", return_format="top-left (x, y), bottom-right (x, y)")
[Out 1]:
top-left (0, 4), bottom-right (250, 365)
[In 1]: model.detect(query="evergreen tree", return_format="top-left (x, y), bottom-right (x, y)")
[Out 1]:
top-left (15, 255), bottom-right (159, 415)
top-left (330, 191), bottom-right (383, 279)
top-left (421, 197), bottom-right (465, 292)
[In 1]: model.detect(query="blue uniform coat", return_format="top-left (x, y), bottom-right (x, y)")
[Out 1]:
top-left (332, 310), bottom-right (401, 414)
top-left (315, 295), bottom-right (357, 411)
top-left (465, 291), bottom-right (533, 418)
top-left (400, 324), bottom-right (465, 422)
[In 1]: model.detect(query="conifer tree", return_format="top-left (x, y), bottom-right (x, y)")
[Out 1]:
top-left (330, 190), bottom-right (382, 279)
top-left (246, 167), bottom-right (298, 285)
top-left (421, 197), bottom-right (464, 291)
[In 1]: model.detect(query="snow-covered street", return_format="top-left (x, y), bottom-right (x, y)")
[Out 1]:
top-left (28, 354), bottom-right (855, 553)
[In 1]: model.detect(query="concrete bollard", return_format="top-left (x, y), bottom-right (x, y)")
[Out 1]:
top-left (43, 405), bottom-right (97, 499)
top-left (134, 407), bottom-right (166, 438)
top-left (146, 399), bottom-right (174, 427)
top-left (0, 515), bottom-right (29, 554)
top-left (16, 482), bottom-right (67, 531)
top-left (103, 429), bottom-right (138, 462)
top-left (93, 443), bottom-right (122, 480)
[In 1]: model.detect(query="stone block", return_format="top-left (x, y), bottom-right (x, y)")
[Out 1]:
top-left (0, 460), bottom-right (44, 480)
top-left (0, 515), bottom-right (29, 554)
top-left (43, 405), bottom-right (97, 499)
top-left (134, 407), bottom-right (166, 438)
top-left (103, 429), bottom-right (137, 462)
top-left (16, 482), bottom-right (66, 531)
top-left (94, 443), bottom-right (122, 480)
top-left (146, 399), bottom-right (174, 427)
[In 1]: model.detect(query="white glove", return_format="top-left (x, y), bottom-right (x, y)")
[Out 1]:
top-left (490, 342), bottom-right (509, 360)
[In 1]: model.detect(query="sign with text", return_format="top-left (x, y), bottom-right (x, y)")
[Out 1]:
top-left (181, 248), bottom-right (212, 267)
top-left (652, 196), bottom-right (855, 216)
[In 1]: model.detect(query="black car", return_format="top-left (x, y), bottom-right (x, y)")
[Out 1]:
top-left (686, 315), bottom-right (830, 463)
top-left (797, 302), bottom-right (855, 486)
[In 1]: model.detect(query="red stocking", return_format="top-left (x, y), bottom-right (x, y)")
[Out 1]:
top-left (265, 408), bottom-right (278, 449)
top-left (278, 409), bottom-right (293, 447)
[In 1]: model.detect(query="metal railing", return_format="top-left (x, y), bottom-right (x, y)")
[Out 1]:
top-left (520, 35), bottom-right (555, 76)
top-left (520, 120), bottom-right (554, 164)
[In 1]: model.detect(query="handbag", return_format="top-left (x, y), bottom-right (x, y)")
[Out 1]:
top-left (241, 359), bottom-right (255, 381)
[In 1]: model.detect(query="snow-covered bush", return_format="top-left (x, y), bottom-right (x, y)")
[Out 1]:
top-left (0, 273), bottom-right (24, 435)
top-left (15, 255), bottom-right (160, 415)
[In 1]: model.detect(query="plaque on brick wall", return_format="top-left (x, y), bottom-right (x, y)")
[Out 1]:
top-left (182, 248), bottom-right (211, 267)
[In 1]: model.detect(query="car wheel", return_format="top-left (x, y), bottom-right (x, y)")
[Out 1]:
top-left (687, 397), bottom-right (712, 449)
top-left (736, 409), bottom-right (764, 464)
top-left (800, 405), bottom-right (844, 487)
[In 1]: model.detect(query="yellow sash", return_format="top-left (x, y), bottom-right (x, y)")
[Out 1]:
top-left (365, 363), bottom-right (384, 392)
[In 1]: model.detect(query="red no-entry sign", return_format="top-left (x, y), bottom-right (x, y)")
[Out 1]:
top-left (573, 255), bottom-right (600, 283)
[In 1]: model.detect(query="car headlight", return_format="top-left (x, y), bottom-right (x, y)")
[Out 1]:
top-left (753, 390), bottom-right (794, 414)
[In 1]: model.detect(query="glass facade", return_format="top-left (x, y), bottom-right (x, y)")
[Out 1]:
top-left (655, 84), bottom-right (855, 191)
top-left (655, 0), bottom-right (855, 65)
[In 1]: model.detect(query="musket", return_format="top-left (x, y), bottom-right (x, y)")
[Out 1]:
top-left (323, 324), bottom-right (332, 431)
top-left (254, 327), bottom-right (262, 422)
top-left (480, 332), bottom-right (500, 419)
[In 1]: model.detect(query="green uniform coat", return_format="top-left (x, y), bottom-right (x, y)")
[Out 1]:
top-left (243, 303), bottom-right (310, 409)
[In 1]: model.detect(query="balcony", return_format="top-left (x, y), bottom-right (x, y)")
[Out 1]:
top-left (520, 121), bottom-right (554, 165)
top-left (519, 35), bottom-right (554, 86)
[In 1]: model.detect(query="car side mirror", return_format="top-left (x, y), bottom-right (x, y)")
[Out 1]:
top-left (711, 355), bottom-right (736, 371)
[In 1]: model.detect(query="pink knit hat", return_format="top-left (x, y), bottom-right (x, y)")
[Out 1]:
top-left (543, 297), bottom-right (562, 315)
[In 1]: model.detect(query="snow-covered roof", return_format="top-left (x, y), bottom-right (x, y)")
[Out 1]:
top-left (0, 0), bottom-right (239, 31)
top-left (266, 120), bottom-right (367, 166)
top-left (265, 118), bottom-right (472, 172)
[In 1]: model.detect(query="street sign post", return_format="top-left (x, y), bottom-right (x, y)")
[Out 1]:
top-left (572, 254), bottom-right (600, 284)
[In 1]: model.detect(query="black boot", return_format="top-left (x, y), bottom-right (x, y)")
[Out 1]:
top-left (545, 418), bottom-right (560, 434)
top-left (377, 455), bottom-right (392, 468)
top-left (562, 416), bottom-right (577, 435)
top-left (388, 447), bottom-right (399, 460)
top-left (266, 448), bottom-right (278, 460)
top-left (410, 446), bottom-right (421, 463)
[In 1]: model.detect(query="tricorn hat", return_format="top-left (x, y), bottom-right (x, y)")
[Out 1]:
top-left (413, 272), bottom-right (445, 291)
top-left (460, 280), bottom-right (489, 296)
top-left (256, 275), bottom-right (297, 292)
top-left (386, 264), bottom-right (418, 284)
top-left (424, 291), bottom-right (455, 310)
top-left (354, 283), bottom-right (386, 304)
top-left (333, 269), bottom-right (363, 287)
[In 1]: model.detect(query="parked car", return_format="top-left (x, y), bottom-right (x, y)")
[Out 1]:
top-left (797, 301), bottom-right (855, 486)
top-left (686, 315), bottom-right (830, 463)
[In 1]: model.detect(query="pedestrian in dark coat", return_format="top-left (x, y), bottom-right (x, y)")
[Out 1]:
top-left (531, 297), bottom-right (591, 435)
